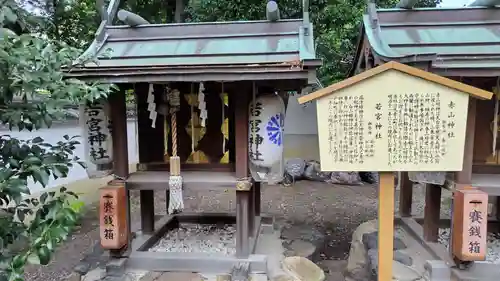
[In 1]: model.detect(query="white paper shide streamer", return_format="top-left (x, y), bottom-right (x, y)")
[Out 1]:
top-left (147, 84), bottom-right (157, 128)
top-left (198, 82), bottom-right (207, 127)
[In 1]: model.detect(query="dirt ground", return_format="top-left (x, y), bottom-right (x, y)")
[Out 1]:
top-left (24, 180), bottom-right (431, 281)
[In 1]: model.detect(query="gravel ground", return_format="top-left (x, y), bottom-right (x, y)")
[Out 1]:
top-left (24, 181), bottom-right (443, 281)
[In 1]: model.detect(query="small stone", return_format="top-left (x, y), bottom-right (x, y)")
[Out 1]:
top-left (83, 268), bottom-right (107, 281)
top-left (393, 251), bottom-right (413, 266)
top-left (366, 249), bottom-right (379, 277)
top-left (286, 240), bottom-right (317, 259)
top-left (74, 262), bottom-right (91, 275)
top-left (156, 272), bottom-right (204, 281)
top-left (139, 272), bottom-right (163, 281)
top-left (345, 220), bottom-right (377, 281)
top-left (362, 231), bottom-right (406, 250)
top-left (65, 272), bottom-right (82, 281)
top-left (282, 256), bottom-right (325, 281)
top-left (392, 261), bottom-right (421, 281)
top-left (272, 275), bottom-right (294, 281)
top-left (317, 260), bottom-right (347, 274)
top-left (106, 258), bottom-right (128, 277)
top-left (250, 274), bottom-right (268, 281)
top-left (216, 274), bottom-right (231, 281)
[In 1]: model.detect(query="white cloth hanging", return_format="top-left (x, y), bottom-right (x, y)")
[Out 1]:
top-left (198, 82), bottom-right (207, 127)
top-left (146, 84), bottom-right (157, 128)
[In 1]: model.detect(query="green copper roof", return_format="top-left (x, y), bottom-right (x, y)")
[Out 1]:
top-left (68, 19), bottom-right (320, 83)
top-left (359, 5), bottom-right (500, 76)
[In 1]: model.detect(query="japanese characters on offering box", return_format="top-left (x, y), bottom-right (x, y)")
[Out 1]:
top-left (102, 194), bottom-right (115, 241)
top-left (84, 100), bottom-right (113, 165)
top-left (322, 90), bottom-right (467, 171)
top-left (468, 206), bottom-right (483, 254)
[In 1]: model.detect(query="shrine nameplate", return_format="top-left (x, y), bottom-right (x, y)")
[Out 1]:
top-left (314, 70), bottom-right (469, 172)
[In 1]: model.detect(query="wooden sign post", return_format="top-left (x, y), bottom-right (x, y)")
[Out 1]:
top-left (298, 61), bottom-right (492, 281)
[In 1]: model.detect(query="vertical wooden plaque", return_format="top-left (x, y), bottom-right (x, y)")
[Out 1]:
top-left (452, 188), bottom-right (488, 261)
top-left (100, 181), bottom-right (128, 250)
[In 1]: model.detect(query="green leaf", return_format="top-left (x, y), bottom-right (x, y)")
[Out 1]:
top-left (11, 255), bottom-right (25, 270)
top-left (40, 192), bottom-right (48, 204)
top-left (43, 115), bottom-right (52, 128)
top-left (53, 165), bottom-right (69, 178)
top-left (31, 167), bottom-right (49, 187)
top-left (16, 209), bottom-right (25, 222)
top-left (36, 246), bottom-right (51, 265)
top-left (32, 137), bottom-right (43, 143)
top-left (24, 156), bottom-right (42, 166)
top-left (8, 158), bottom-right (19, 168)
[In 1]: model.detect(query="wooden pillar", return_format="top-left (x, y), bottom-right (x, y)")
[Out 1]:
top-left (109, 86), bottom-right (130, 256)
top-left (447, 98), bottom-right (476, 251)
top-left (399, 172), bottom-right (413, 217)
top-left (235, 87), bottom-right (251, 257)
top-left (235, 90), bottom-right (249, 178)
top-left (248, 184), bottom-right (255, 235)
top-left (254, 181), bottom-right (261, 217)
top-left (378, 172), bottom-right (395, 281)
top-left (109, 88), bottom-right (129, 178)
top-left (135, 83), bottom-right (164, 233)
top-left (423, 184), bottom-right (442, 242)
top-left (456, 98), bottom-right (476, 185)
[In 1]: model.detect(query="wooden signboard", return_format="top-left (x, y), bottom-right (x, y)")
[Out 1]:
top-left (100, 181), bottom-right (128, 250)
top-left (298, 61), bottom-right (492, 281)
top-left (314, 70), bottom-right (471, 172)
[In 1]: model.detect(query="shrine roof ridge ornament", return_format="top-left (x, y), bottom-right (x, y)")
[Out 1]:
top-left (298, 61), bottom-right (493, 105)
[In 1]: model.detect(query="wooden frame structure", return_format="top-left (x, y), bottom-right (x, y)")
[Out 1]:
top-left (68, 0), bottom-right (321, 275)
top-left (350, 2), bottom-right (500, 271)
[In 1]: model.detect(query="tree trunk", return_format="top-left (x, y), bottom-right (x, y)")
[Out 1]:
top-left (175, 0), bottom-right (185, 23)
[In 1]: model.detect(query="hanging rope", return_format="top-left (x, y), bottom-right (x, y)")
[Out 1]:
top-left (171, 113), bottom-right (178, 157)
top-left (167, 88), bottom-right (183, 214)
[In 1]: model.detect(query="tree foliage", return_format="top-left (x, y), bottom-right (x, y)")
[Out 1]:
top-left (0, 1), bottom-right (114, 279)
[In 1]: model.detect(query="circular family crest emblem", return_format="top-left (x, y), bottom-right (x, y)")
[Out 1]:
top-left (266, 113), bottom-right (284, 146)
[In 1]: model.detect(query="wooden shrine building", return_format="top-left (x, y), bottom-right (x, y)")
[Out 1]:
top-left (67, 0), bottom-right (320, 275)
top-left (350, 1), bottom-right (500, 265)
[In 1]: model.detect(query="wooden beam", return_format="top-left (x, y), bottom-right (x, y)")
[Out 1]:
top-left (423, 184), bottom-right (442, 242)
top-left (399, 172), bottom-right (413, 217)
